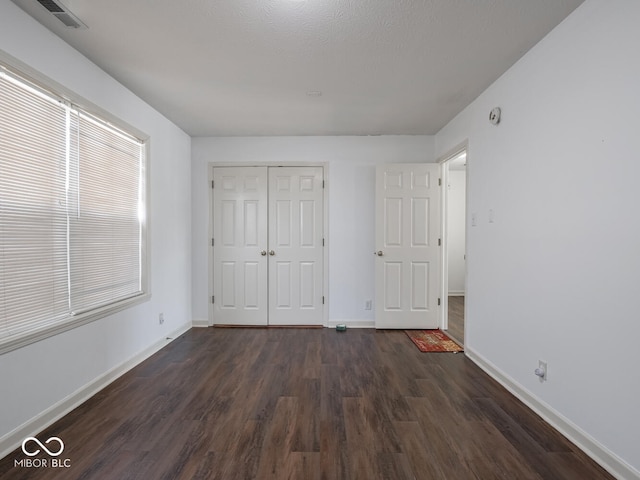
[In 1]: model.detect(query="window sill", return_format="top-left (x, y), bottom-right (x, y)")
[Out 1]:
top-left (0, 293), bottom-right (151, 356)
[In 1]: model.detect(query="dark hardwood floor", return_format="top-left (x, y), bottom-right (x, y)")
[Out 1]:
top-left (447, 295), bottom-right (465, 346)
top-left (0, 327), bottom-right (613, 480)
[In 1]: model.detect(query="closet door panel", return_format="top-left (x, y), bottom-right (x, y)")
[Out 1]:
top-left (212, 167), bottom-right (268, 325)
top-left (268, 167), bottom-right (324, 325)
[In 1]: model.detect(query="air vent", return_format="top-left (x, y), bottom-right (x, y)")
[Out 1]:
top-left (37, 0), bottom-right (64, 13)
top-left (54, 11), bottom-right (82, 28)
top-left (36, 0), bottom-right (87, 29)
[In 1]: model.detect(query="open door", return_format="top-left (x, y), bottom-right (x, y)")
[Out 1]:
top-left (374, 164), bottom-right (441, 329)
top-left (441, 149), bottom-right (467, 344)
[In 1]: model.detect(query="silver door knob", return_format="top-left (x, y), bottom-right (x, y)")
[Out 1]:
top-left (375, 250), bottom-right (384, 256)
top-left (260, 250), bottom-right (267, 256)
top-left (269, 250), bottom-right (275, 256)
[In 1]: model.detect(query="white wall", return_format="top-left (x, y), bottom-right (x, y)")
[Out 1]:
top-left (447, 170), bottom-right (466, 294)
top-left (191, 136), bottom-right (434, 325)
top-left (435, 0), bottom-right (640, 477)
top-left (0, 2), bottom-right (192, 454)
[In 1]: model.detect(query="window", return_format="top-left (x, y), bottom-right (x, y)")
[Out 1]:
top-left (0, 63), bottom-right (147, 353)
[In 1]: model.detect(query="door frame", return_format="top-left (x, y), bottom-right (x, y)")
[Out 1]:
top-left (438, 141), bottom-right (469, 342)
top-left (207, 162), bottom-right (329, 327)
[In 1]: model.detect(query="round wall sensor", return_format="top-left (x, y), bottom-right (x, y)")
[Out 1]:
top-left (489, 107), bottom-right (501, 125)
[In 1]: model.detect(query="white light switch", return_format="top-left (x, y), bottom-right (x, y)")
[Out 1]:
top-left (489, 209), bottom-right (495, 223)
top-left (471, 213), bottom-right (477, 227)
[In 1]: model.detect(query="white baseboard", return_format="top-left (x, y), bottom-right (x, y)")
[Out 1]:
top-left (192, 319), bottom-right (210, 328)
top-left (327, 319), bottom-right (375, 329)
top-left (466, 347), bottom-right (639, 480)
top-left (448, 291), bottom-right (465, 296)
top-left (0, 323), bottom-right (192, 461)
top-left (194, 318), bottom-right (373, 329)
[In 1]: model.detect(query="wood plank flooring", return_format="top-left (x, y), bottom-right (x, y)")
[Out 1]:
top-left (0, 327), bottom-right (614, 480)
top-left (447, 295), bottom-right (465, 346)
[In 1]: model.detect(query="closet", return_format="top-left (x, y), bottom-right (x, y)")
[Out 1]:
top-left (211, 166), bottom-right (324, 326)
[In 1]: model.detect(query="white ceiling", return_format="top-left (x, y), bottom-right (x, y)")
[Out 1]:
top-left (12, 0), bottom-right (584, 137)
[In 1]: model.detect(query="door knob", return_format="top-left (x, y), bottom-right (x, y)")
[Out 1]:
top-left (269, 250), bottom-right (275, 256)
top-left (260, 250), bottom-right (267, 256)
top-left (374, 250), bottom-right (384, 256)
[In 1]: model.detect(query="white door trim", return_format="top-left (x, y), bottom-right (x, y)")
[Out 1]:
top-left (208, 162), bottom-right (329, 327)
top-left (438, 141), bottom-right (469, 342)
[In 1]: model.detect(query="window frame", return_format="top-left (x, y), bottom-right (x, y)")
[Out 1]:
top-left (0, 51), bottom-right (151, 356)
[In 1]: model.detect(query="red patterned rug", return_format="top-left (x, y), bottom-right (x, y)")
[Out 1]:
top-left (405, 329), bottom-right (463, 353)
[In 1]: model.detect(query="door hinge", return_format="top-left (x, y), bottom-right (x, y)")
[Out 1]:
top-left (438, 297), bottom-right (441, 306)
top-left (322, 180), bottom-right (325, 188)
top-left (322, 296), bottom-right (325, 304)
top-left (322, 238), bottom-right (325, 246)
top-left (438, 178), bottom-right (442, 186)
top-left (211, 238), bottom-right (214, 247)
top-left (438, 238), bottom-right (441, 246)
top-left (212, 295), bottom-right (215, 304)
top-left (211, 180), bottom-right (214, 189)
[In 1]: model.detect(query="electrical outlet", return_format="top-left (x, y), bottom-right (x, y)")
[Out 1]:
top-left (365, 300), bottom-right (372, 310)
top-left (159, 313), bottom-right (165, 325)
top-left (535, 360), bottom-right (547, 381)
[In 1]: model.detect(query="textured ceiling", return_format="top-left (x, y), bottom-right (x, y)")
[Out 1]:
top-left (12, 0), bottom-right (584, 136)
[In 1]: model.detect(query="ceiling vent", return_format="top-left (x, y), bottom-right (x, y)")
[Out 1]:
top-left (36, 0), bottom-right (87, 29)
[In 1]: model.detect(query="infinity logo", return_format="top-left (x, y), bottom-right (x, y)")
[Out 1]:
top-left (21, 437), bottom-right (65, 457)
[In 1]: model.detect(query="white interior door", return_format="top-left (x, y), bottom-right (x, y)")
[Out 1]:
top-left (212, 166), bottom-right (323, 326)
top-left (268, 167), bottom-right (324, 325)
top-left (212, 167), bottom-right (268, 325)
top-left (374, 164), bottom-right (441, 329)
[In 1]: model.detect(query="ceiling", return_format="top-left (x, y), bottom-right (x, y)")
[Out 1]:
top-left (12, 0), bottom-right (584, 137)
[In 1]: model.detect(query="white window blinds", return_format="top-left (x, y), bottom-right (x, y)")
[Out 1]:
top-left (0, 65), bottom-right (146, 347)
top-left (0, 71), bottom-right (70, 337)
top-left (69, 113), bottom-right (143, 314)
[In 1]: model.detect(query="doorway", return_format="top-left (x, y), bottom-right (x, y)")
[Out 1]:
top-left (210, 166), bottom-right (324, 326)
top-left (441, 150), bottom-right (467, 345)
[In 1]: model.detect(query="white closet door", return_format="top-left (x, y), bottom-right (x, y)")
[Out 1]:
top-left (212, 167), bottom-right (268, 325)
top-left (374, 164), bottom-right (441, 329)
top-left (268, 167), bottom-right (324, 325)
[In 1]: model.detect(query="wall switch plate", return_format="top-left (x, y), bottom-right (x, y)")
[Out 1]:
top-left (159, 313), bottom-right (165, 325)
top-left (365, 300), bottom-right (372, 310)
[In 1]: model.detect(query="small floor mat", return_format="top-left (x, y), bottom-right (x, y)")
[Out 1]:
top-left (405, 329), bottom-right (463, 352)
